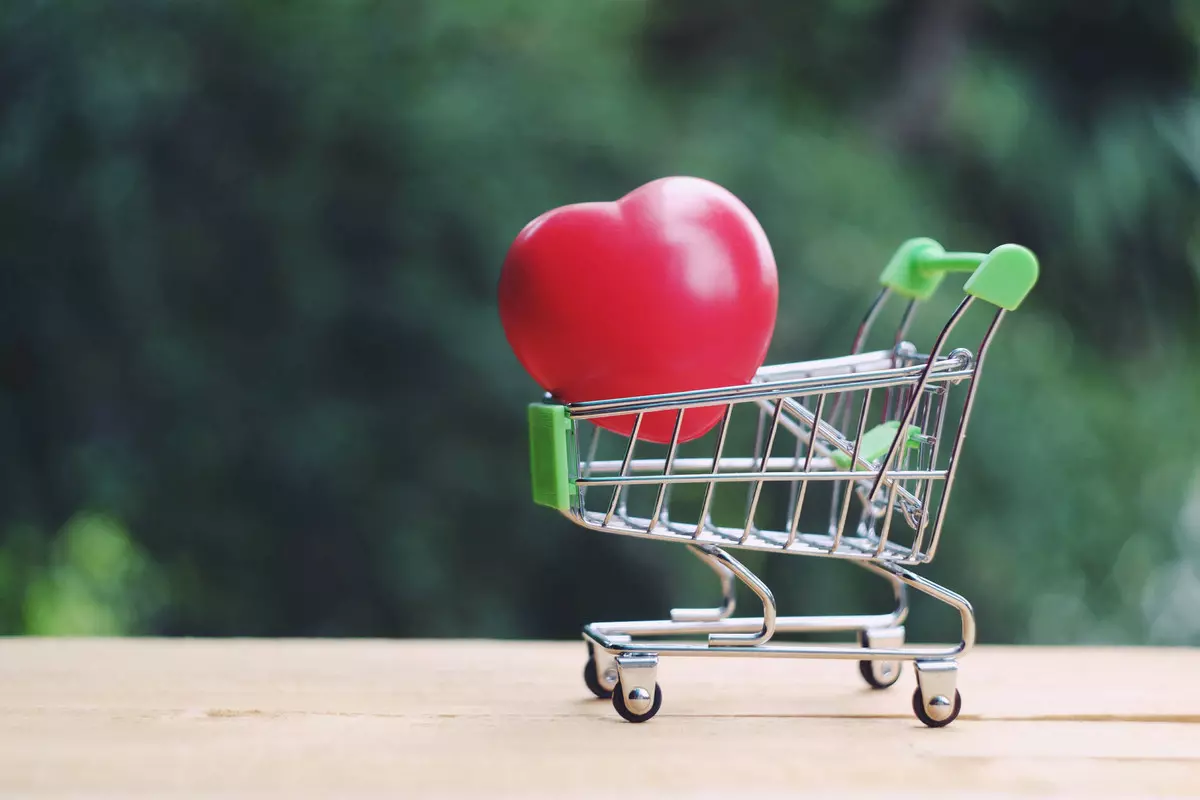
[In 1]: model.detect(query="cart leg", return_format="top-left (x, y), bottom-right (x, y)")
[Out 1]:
top-left (670, 544), bottom-right (737, 623)
top-left (702, 545), bottom-right (777, 647)
top-left (857, 559), bottom-right (910, 625)
top-left (875, 560), bottom-right (975, 659)
top-left (869, 560), bottom-right (970, 726)
top-left (913, 660), bottom-right (961, 728)
top-left (612, 654), bottom-right (662, 723)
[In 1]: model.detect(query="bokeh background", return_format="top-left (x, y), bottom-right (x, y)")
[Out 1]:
top-left (2, 0), bottom-right (1198, 646)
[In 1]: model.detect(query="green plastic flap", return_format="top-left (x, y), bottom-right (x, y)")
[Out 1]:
top-left (832, 421), bottom-right (923, 470)
top-left (527, 403), bottom-right (576, 511)
top-left (963, 243), bottom-right (1039, 311)
top-left (879, 238), bottom-right (949, 300)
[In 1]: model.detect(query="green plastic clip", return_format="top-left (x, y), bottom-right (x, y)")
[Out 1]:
top-left (527, 403), bottom-right (577, 511)
top-left (832, 421), bottom-right (923, 470)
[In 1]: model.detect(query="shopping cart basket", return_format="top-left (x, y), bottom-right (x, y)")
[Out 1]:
top-left (525, 238), bottom-right (1038, 727)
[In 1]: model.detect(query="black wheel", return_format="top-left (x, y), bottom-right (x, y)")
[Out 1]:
top-left (912, 687), bottom-right (962, 728)
top-left (858, 658), bottom-right (902, 689)
top-left (583, 658), bottom-right (613, 700)
top-left (611, 680), bottom-right (663, 723)
top-left (856, 632), bottom-right (902, 689)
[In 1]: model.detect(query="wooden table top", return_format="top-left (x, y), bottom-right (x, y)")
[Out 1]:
top-left (2, 638), bottom-right (1199, 797)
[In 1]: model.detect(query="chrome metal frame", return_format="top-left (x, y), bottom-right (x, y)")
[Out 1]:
top-left (556, 288), bottom-right (1007, 727)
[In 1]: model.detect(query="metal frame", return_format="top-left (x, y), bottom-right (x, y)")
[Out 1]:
top-left (558, 286), bottom-right (1009, 727)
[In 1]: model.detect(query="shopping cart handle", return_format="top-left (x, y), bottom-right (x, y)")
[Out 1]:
top-left (879, 238), bottom-right (1038, 310)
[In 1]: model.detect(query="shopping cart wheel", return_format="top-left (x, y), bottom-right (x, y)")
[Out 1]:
top-left (583, 657), bottom-right (614, 700)
top-left (858, 658), bottom-right (902, 689)
top-left (911, 687), bottom-right (962, 728)
top-left (857, 628), bottom-right (904, 689)
top-left (611, 680), bottom-right (663, 723)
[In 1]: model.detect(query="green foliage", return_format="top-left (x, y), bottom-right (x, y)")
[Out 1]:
top-left (0, 0), bottom-right (1197, 643)
top-left (23, 512), bottom-right (165, 635)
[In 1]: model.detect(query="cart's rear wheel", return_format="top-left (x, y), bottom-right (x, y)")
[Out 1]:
top-left (858, 658), bottom-right (902, 689)
top-left (912, 687), bottom-right (962, 728)
top-left (583, 658), bottom-right (613, 700)
top-left (611, 680), bottom-right (662, 723)
top-left (856, 631), bottom-right (902, 689)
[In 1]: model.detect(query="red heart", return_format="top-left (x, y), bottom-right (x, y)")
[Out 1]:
top-left (499, 176), bottom-right (778, 444)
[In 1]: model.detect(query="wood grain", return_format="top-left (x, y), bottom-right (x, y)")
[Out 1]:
top-left (2, 639), bottom-right (1199, 797)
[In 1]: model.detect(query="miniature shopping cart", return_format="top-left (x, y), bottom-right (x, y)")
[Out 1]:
top-left (525, 238), bottom-right (1038, 727)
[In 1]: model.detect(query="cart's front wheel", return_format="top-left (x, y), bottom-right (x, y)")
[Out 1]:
top-left (912, 687), bottom-right (962, 728)
top-left (583, 658), bottom-right (614, 700)
top-left (611, 680), bottom-right (663, 723)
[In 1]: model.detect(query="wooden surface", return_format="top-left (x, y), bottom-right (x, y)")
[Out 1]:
top-left (3, 639), bottom-right (1200, 797)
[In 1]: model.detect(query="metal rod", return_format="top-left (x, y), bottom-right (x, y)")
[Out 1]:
top-left (743, 402), bottom-right (770, 535)
top-left (833, 388), bottom-right (872, 552)
top-left (589, 612), bottom-right (900, 639)
top-left (582, 456), bottom-right (840, 475)
top-left (573, 512), bottom-right (927, 563)
top-left (874, 476), bottom-right (901, 557)
top-left (702, 546), bottom-right (777, 647)
top-left (894, 299), bottom-right (918, 351)
top-left (912, 384), bottom-right (952, 557)
top-left (670, 544), bottom-right (738, 622)
top-left (865, 297), bottom-right (974, 506)
top-left (883, 300), bottom-right (920, 422)
top-left (581, 424), bottom-right (601, 478)
top-left (857, 559), bottom-right (910, 628)
top-left (829, 288), bottom-right (890, 437)
top-left (827, 384), bottom-right (857, 541)
top-left (741, 399), bottom-right (784, 544)
top-left (753, 349), bottom-right (900, 381)
top-left (567, 363), bottom-right (972, 419)
top-left (603, 413), bottom-right (642, 527)
top-left (851, 288), bottom-right (890, 356)
top-left (583, 558), bottom-right (973, 661)
top-left (768, 397), bottom-right (925, 511)
top-left (647, 410), bottom-right (685, 532)
top-left (786, 393), bottom-right (826, 548)
top-left (827, 287), bottom-right (888, 432)
top-left (694, 405), bottom-right (733, 538)
top-left (783, 396), bottom-right (807, 533)
top-left (580, 469), bottom-right (946, 487)
top-left (578, 424), bottom-right (602, 505)
top-left (925, 309), bottom-right (1005, 560)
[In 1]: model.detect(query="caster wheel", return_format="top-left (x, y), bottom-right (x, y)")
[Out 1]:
top-left (912, 687), bottom-right (962, 728)
top-left (858, 658), bottom-right (902, 689)
top-left (611, 680), bottom-right (663, 723)
top-left (583, 658), bottom-right (613, 700)
top-left (856, 630), bottom-right (903, 689)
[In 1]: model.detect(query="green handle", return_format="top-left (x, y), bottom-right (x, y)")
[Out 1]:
top-left (879, 237), bottom-right (1039, 310)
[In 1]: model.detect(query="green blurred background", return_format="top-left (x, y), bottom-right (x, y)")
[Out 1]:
top-left (1, 0), bottom-right (1198, 645)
